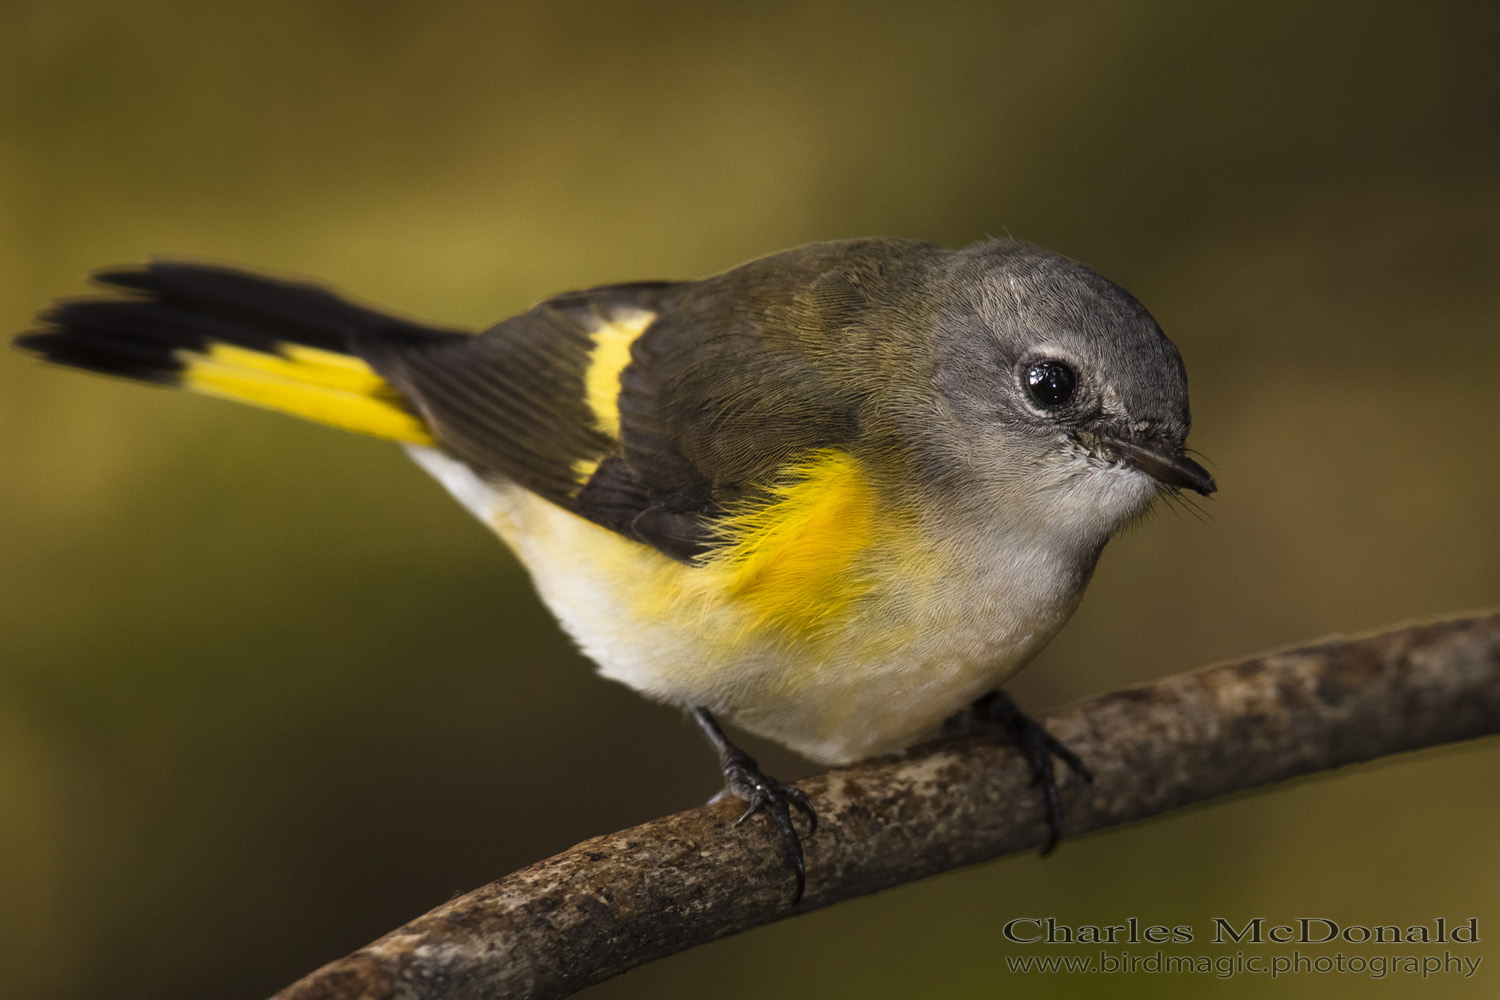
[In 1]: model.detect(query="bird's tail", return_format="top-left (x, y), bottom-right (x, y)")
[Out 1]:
top-left (15, 262), bottom-right (463, 444)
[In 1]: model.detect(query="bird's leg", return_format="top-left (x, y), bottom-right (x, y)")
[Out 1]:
top-left (692, 707), bottom-right (817, 903)
top-left (966, 690), bottom-right (1093, 854)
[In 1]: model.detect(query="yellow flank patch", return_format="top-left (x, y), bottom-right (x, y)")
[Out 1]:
top-left (178, 341), bottom-right (435, 445)
top-left (582, 309), bottom-right (655, 439)
top-left (702, 449), bottom-right (878, 638)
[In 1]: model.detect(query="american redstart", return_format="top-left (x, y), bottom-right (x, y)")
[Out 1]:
top-left (15, 238), bottom-right (1214, 901)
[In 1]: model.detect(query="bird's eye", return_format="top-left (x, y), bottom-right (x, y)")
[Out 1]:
top-left (1024, 360), bottom-right (1077, 409)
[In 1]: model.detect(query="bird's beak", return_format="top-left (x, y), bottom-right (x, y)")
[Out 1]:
top-left (1110, 438), bottom-right (1217, 496)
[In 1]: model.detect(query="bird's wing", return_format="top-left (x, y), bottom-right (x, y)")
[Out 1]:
top-left (362, 275), bottom-right (866, 562)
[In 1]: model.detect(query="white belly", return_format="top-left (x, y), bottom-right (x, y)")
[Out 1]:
top-left (406, 446), bottom-right (1095, 764)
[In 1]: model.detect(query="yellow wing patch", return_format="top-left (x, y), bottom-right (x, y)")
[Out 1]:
top-left (581, 309), bottom-right (655, 439)
top-left (700, 449), bottom-right (878, 637)
top-left (570, 456), bottom-right (602, 484)
top-left (178, 341), bottom-right (435, 444)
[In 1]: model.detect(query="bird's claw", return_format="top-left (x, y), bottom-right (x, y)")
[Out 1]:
top-left (721, 752), bottom-right (817, 903)
top-left (692, 707), bottom-right (818, 903)
top-left (974, 690), bottom-right (1091, 855)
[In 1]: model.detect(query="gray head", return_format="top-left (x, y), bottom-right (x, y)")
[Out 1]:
top-left (915, 239), bottom-right (1213, 543)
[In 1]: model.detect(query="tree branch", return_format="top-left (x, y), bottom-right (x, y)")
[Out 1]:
top-left (272, 612), bottom-right (1500, 1000)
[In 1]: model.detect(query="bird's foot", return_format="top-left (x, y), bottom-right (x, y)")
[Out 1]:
top-left (694, 708), bottom-right (817, 903)
top-left (722, 748), bottom-right (818, 901)
top-left (970, 690), bottom-right (1092, 854)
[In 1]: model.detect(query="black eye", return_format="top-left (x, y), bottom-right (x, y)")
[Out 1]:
top-left (1025, 360), bottom-right (1077, 409)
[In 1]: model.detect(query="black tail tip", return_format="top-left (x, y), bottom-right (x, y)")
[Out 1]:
top-left (13, 331), bottom-right (52, 354)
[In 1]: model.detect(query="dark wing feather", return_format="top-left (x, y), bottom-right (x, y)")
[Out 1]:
top-left (358, 281), bottom-right (687, 538)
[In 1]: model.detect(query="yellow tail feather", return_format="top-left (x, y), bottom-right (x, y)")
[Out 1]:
top-left (178, 341), bottom-right (434, 445)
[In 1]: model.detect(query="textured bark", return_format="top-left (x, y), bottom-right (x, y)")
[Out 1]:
top-left (273, 613), bottom-right (1500, 1000)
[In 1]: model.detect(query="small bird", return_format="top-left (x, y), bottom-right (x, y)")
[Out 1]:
top-left (15, 238), bottom-right (1214, 901)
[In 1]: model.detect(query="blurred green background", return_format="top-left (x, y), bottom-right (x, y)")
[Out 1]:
top-left (2, 1), bottom-right (1498, 997)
